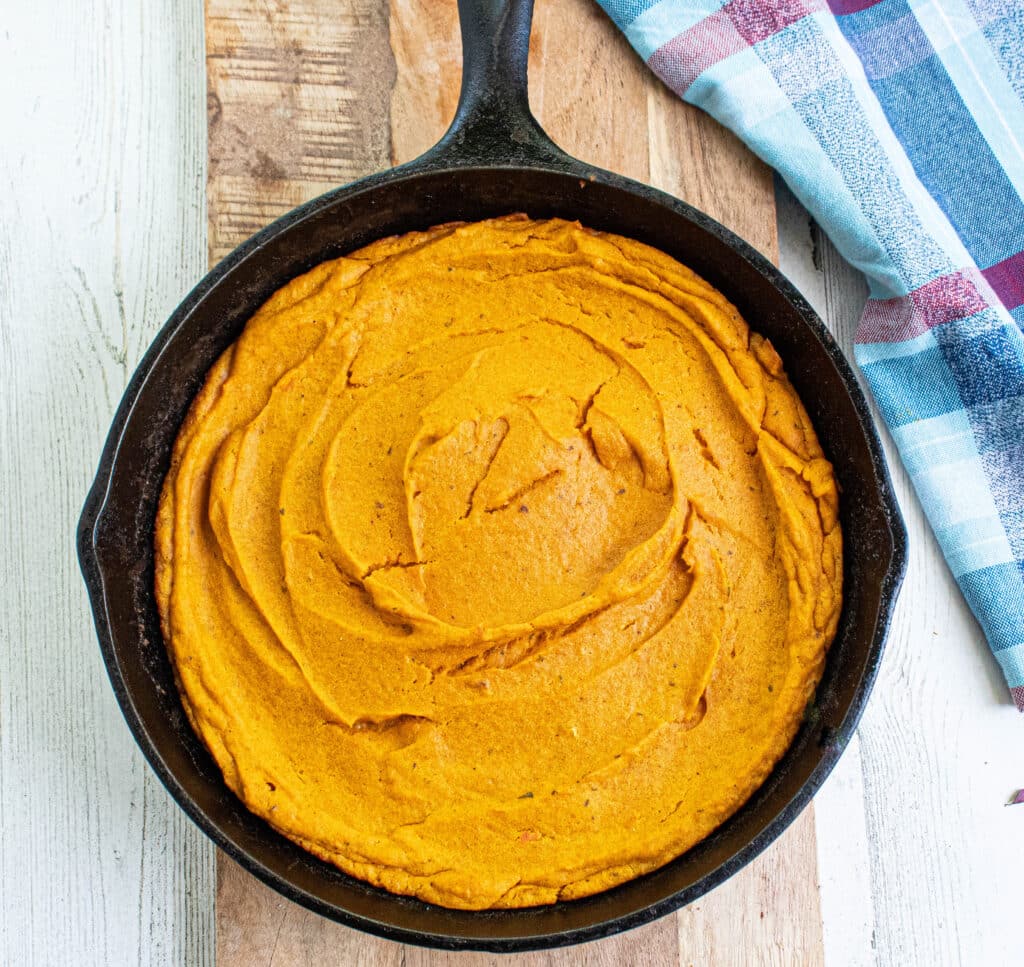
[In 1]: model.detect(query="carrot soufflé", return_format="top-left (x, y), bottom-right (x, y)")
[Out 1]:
top-left (155, 215), bottom-right (842, 910)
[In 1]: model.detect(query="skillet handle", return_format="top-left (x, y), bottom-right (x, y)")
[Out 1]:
top-left (413, 0), bottom-right (573, 169)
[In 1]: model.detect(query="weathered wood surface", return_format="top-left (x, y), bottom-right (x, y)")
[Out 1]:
top-left (3, 0), bottom-right (1022, 964)
top-left (776, 182), bottom-right (1024, 967)
top-left (0, 2), bottom-right (214, 966)
top-left (206, 0), bottom-right (394, 263)
top-left (208, 1), bottom-right (824, 963)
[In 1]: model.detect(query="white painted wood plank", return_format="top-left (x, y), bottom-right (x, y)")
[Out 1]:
top-left (777, 178), bottom-right (1024, 967)
top-left (813, 738), bottom-right (877, 967)
top-left (0, 2), bottom-right (214, 966)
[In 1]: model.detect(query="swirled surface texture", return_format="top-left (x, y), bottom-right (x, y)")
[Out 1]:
top-left (156, 216), bottom-right (841, 909)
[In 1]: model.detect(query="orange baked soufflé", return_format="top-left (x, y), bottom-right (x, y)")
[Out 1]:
top-left (155, 216), bottom-right (842, 910)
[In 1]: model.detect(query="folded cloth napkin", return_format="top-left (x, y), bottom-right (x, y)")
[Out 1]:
top-left (598, 0), bottom-right (1024, 708)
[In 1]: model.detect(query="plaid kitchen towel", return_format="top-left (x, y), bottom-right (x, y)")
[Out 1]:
top-left (598, 0), bottom-right (1024, 708)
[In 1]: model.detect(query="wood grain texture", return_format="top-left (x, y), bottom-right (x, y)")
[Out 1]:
top-left (212, 1), bottom-right (824, 964)
top-left (645, 83), bottom-right (777, 260)
top-left (0, 1), bottom-right (214, 966)
top-left (220, 851), bottom-right (679, 967)
top-left (217, 858), bottom-right (403, 967)
top-left (207, 0), bottom-right (394, 261)
top-left (6, 0), bottom-right (1023, 964)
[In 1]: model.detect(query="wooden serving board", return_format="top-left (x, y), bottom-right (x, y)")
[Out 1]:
top-left (207, 1), bottom-right (825, 962)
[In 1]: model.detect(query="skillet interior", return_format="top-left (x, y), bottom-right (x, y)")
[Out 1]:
top-left (79, 160), bottom-right (906, 951)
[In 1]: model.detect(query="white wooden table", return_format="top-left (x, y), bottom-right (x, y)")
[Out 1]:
top-left (2, 2), bottom-right (1021, 964)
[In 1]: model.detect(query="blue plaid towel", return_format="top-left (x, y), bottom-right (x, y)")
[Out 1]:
top-left (599, 0), bottom-right (1024, 708)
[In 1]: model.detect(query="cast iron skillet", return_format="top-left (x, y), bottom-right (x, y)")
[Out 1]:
top-left (79, 0), bottom-right (907, 951)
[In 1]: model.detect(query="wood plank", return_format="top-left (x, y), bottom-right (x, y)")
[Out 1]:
top-left (402, 917), bottom-right (681, 967)
top-left (217, 857), bottom-right (403, 966)
top-left (526, 0), bottom-right (651, 179)
top-left (673, 812), bottom-right (823, 967)
top-left (645, 83), bottom-right (777, 259)
top-left (775, 181), bottom-right (1024, 967)
top-left (387, 0), bottom-right (460, 165)
top-left (207, 0), bottom-right (394, 261)
top-left (210, 1), bottom-right (822, 963)
top-left (0, 2), bottom-right (215, 966)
